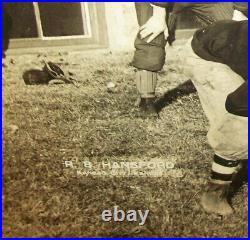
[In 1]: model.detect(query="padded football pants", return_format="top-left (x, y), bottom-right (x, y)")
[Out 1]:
top-left (179, 39), bottom-right (248, 160)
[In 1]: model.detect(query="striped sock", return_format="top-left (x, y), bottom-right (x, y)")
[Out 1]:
top-left (211, 155), bottom-right (239, 182)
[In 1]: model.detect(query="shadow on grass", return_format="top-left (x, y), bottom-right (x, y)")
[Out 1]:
top-left (154, 80), bottom-right (197, 113)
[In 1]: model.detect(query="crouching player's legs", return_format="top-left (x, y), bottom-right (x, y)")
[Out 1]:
top-left (204, 112), bottom-right (247, 215)
top-left (180, 40), bottom-right (248, 215)
top-left (131, 3), bottom-right (167, 113)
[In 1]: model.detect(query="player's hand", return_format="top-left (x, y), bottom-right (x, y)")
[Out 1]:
top-left (139, 15), bottom-right (168, 43)
top-left (139, 5), bottom-right (168, 43)
top-left (233, 10), bottom-right (248, 21)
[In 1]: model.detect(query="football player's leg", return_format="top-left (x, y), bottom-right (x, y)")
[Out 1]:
top-left (204, 84), bottom-right (247, 216)
top-left (180, 40), bottom-right (247, 215)
top-left (131, 2), bottom-right (167, 113)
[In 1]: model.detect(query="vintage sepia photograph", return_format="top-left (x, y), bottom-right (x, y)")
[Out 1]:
top-left (2, 2), bottom-right (248, 238)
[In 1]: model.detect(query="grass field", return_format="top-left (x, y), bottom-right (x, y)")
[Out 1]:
top-left (2, 46), bottom-right (248, 238)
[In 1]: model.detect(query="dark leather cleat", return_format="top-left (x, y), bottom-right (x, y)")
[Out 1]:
top-left (138, 97), bottom-right (159, 118)
top-left (200, 180), bottom-right (233, 216)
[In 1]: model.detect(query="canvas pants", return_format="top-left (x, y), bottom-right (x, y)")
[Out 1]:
top-left (179, 39), bottom-right (248, 160)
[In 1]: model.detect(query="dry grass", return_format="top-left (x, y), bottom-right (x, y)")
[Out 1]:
top-left (2, 46), bottom-right (247, 238)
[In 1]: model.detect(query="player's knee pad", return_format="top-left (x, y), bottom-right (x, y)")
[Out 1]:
top-left (132, 33), bottom-right (167, 72)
